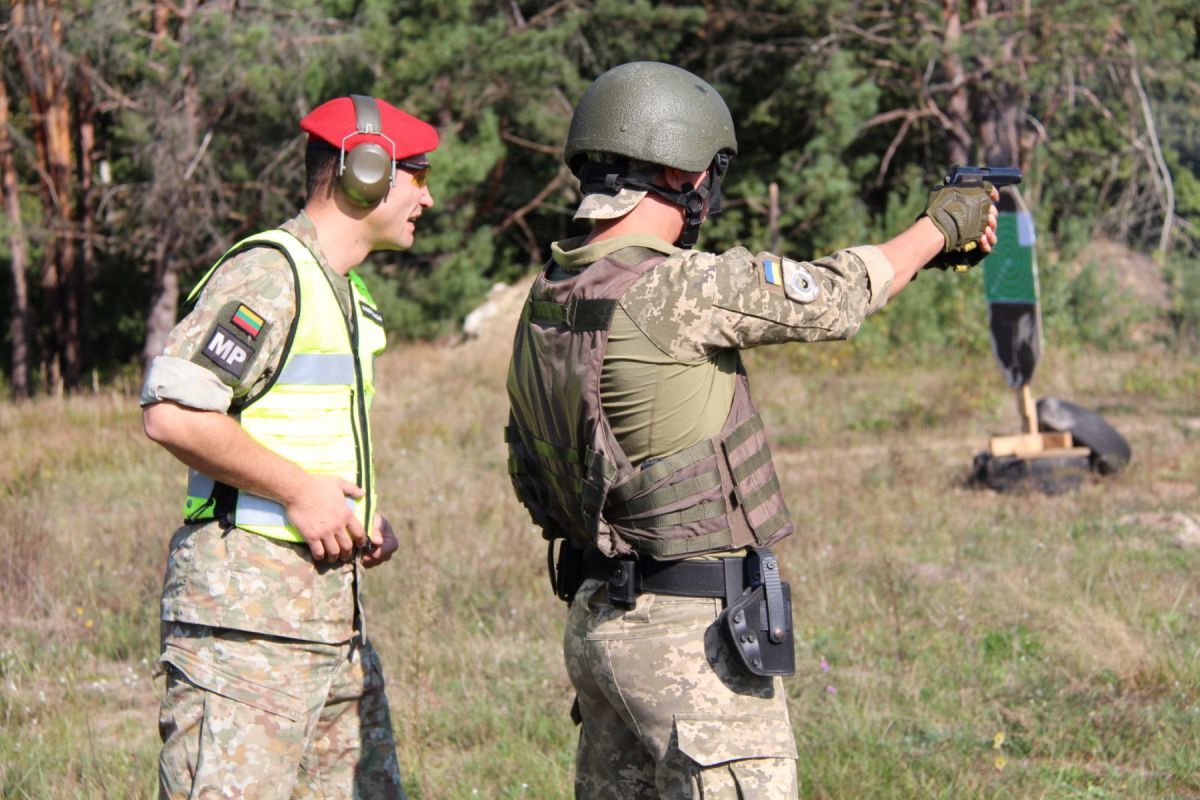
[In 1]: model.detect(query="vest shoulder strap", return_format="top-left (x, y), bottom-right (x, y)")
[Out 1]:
top-left (526, 297), bottom-right (618, 331)
top-left (184, 229), bottom-right (304, 309)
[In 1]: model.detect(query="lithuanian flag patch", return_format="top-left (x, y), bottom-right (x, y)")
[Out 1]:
top-left (230, 304), bottom-right (265, 338)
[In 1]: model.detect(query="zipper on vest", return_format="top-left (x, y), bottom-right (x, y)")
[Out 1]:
top-left (348, 303), bottom-right (373, 529)
top-left (319, 262), bottom-right (373, 535)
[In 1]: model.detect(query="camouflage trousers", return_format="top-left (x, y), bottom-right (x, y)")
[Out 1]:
top-left (565, 578), bottom-right (799, 800)
top-left (158, 622), bottom-right (406, 799)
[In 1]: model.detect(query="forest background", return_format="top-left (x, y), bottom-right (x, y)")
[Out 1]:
top-left (4, 2), bottom-right (1200, 798)
top-left (2, 0), bottom-right (1200, 396)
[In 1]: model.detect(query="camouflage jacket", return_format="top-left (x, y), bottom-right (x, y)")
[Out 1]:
top-left (548, 234), bottom-right (893, 462)
top-left (144, 212), bottom-right (362, 643)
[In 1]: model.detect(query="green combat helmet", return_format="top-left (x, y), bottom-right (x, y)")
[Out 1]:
top-left (565, 61), bottom-right (737, 172)
top-left (565, 61), bottom-right (738, 247)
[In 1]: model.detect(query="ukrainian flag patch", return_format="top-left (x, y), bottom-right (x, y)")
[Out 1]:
top-left (761, 257), bottom-right (783, 288)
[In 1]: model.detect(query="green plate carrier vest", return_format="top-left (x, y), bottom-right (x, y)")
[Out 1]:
top-left (181, 229), bottom-right (386, 543)
top-left (506, 250), bottom-right (794, 560)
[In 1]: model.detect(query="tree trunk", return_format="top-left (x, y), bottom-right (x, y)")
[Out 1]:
top-left (142, 236), bottom-right (181, 367)
top-left (13, 0), bottom-right (83, 391)
top-left (140, 0), bottom-right (201, 369)
top-left (0, 75), bottom-right (33, 399)
top-left (75, 59), bottom-right (97, 377)
top-left (939, 0), bottom-right (973, 166)
top-left (971, 1), bottom-right (1028, 168)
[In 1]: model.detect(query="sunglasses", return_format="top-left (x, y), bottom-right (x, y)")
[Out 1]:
top-left (395, 159), bottom-right (431, 188)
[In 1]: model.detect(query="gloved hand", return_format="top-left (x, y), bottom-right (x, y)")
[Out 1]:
top-left (922, 182), bottom-right (996, 271)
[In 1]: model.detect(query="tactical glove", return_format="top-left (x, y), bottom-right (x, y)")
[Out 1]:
top-left (922, 182), bottom-right (994, 271)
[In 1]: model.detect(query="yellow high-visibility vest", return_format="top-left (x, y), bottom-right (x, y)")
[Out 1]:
top-left (182, 229), bottom-right (386, 543)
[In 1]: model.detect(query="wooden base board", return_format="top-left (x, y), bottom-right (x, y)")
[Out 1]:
top-left (989, 431), bottom-right (1088, 459)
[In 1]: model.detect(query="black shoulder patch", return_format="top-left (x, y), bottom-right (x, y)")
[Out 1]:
top-left (359, 301), bottom-right (384, 326)
top-left (202, 323), bottom-right (257, 378)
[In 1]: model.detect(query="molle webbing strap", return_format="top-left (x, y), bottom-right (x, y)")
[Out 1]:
top-left (527, 298), bottom-right (618, 332)
top-left (754, 508), bottom-right (790, 542)
top-left (507, 431), bottom-right (591, 493)
top-left (606, 440), bottom-right (716, 507)
top-left (582, 449), bottom-right (615, 511)
top-left (622, 527), bottom-right (735, 559)
top-left (739, 473), bottom-right (782, 514)
top-left (618, 498), bottom-right (727, 529)
top-left (605, 469), bottom-right (723, 519)
top-left (731, 448), bottom-right (772, 483)
top-left (511, 455), bottom-right (579, 498)
top-left (506, 425), bottom-right (614, 538)
top-left (723, 413), bottom-right (764, 452)
top-left (509, 444), bottom-right (582, 496)
top-left (518, 432), bottom-right (585, 476)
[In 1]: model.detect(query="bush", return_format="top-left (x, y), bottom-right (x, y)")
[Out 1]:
top-left (1164, 253), bottom-right (1200, 351)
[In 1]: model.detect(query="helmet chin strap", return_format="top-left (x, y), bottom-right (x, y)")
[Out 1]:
top-left (578, 156), bottom-right (730, 249)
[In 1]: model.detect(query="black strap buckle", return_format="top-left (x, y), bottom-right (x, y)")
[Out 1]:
top-left (607, 560), bottom-right (637, 609)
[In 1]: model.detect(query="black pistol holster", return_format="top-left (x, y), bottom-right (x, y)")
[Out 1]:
top-left (719, 547), bottom-right (796, 677)
top-left (550, 540), bottom-right (585, 602)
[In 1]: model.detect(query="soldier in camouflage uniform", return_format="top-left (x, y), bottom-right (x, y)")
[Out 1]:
top-left (505, 62), bottom-right (999, 799)
top-left (142, 95), bottom-right (438, 799)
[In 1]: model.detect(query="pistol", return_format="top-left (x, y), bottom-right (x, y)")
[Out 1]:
top-left (943, 165), bottom-right (1023, 187)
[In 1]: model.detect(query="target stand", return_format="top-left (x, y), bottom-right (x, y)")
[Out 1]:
top-left (971, 187), bottom-right (1095, 493)
top-left (974, 384), bottom-right (1093, 495)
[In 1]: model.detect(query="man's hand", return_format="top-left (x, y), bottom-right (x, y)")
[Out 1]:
top-left (285, 475), bottom-right (366, 563)
top-left (362, 514), bottom-right (398, 568)
top-left (923, 182), bottom-right (999, 271)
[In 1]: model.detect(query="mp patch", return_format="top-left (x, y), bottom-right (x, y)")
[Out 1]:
top-left (202, 323), bottom-right (255, 378)
top-left (359, 301), bottom-right (384, 326)
top-left (781, 258), bottom-right (820, 303)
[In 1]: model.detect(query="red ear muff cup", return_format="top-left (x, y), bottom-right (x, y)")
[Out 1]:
top-left (341, 142), bottom-right (391, 206)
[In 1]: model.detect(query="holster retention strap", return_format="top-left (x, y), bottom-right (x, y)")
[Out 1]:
top-left (718, 548), bottom-right (795, 676)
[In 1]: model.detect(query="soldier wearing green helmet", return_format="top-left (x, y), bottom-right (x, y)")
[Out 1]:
top-left (564, 60), bottom-right (737, 248)
top-left (505, 61), bottom-right (998, 799)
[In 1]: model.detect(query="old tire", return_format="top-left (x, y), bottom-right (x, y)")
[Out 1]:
top-left (1036, 397), bottom-right (1131, 475)
top-left (971, 451), bottom-right (1091, 495)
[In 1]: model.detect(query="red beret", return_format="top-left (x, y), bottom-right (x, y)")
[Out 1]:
top-left (300, 96), bottom-right (439, 161)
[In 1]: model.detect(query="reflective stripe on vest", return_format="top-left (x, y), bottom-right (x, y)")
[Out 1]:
top-left (181, 229), bottom-right (387, 542)
top-left (277, 353), bottom-right (357, 384)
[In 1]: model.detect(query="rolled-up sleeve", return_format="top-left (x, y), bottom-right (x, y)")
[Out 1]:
top-left (140, 355), bottom-right (233, 411)
top-left (849, 244), bottom-right (894, 315)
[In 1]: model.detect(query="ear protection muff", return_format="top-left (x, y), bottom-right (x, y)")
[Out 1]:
top-left (339, 95), bottom-right (396, 207)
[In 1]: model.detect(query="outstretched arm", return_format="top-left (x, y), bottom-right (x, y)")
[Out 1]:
top-left (879, 185), bottom-right (1000, 298)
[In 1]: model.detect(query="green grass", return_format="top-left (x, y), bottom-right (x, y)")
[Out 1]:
top-left (1, 309), bottom-right (1198, 798)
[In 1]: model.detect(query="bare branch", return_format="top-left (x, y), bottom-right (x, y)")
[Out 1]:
top-left (1128, 47), bottom-right (1174, 254)
top-left (501, 130), bottom-right (562, 157)
top-left (874, 113), bottom-right (916, 188)
top-left (494, 166), bottom-right (572, 237)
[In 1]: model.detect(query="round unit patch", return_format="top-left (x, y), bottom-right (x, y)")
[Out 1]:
top-left (781, 259), bottom-right (820, 303)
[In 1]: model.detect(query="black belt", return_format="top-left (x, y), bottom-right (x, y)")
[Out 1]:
top-left (580, 548), bottom-right (746, 608)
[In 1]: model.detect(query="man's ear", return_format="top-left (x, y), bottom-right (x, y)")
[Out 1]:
top-left (661, 167), bottom-right (708, 192)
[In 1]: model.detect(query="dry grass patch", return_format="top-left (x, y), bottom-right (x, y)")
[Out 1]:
top-left (2, 297), bottom-right (1199, 797)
